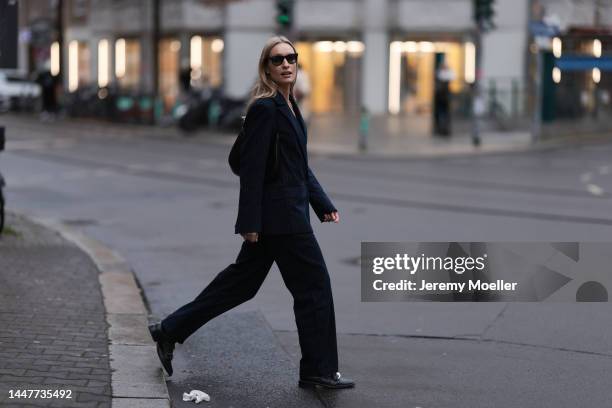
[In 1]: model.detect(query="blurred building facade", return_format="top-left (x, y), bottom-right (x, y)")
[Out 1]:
top-left (14, 0), bottom-right (612, 122)
top-left (532, 0), bottom-right (612, 130)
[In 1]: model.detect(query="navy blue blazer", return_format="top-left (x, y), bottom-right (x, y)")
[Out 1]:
top-left (235, 92), bottom-right (337, 235)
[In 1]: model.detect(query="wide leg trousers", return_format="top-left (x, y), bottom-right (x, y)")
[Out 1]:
top-left (161, 233), bottom-right (339, 378)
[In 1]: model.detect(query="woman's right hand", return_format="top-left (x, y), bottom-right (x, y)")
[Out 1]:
top-left (242, 232), bottom-right (259, 243)
top-left (323, 211), bottom-right (340, 223)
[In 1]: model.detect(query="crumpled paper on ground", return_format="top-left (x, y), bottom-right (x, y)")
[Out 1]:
top-left (182, 390), bottom-right (210, 404)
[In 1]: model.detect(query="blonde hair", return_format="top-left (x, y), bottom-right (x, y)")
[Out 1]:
top-left (246, 36), bottom-right (297, 111)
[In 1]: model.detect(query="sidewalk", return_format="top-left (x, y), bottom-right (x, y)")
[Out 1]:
top-left (5, 111), bottom-right (612, 159)
top-left (304, 113), bottom-right (534, 157)
top-left (0, 213), bottom-right (169, 408)
top-left (0, 213), bottom-right (112, 407)
top-left (1, 112), bottom-right (536, 159)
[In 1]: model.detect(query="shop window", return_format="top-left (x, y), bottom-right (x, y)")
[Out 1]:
top-left (295, 40), bottom-right (363, 115)
top-left (389, 41), bottom-right (466, 115)
top-left (116, 38), bottom-right (141, 90)
top-left (159, 38), bottom-right (181, 111)
top-left (68, 40), bottom-right (90, 91)
top-left (190, 36), bottom-right (223, 89)
top-left (78, 42), bottom-right (91, 86)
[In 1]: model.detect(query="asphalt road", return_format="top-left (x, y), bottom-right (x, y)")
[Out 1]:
top-left (2, 116), bottom-right (612, 407)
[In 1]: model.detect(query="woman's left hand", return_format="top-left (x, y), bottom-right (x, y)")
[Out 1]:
top-left (323, 211), bottom-right (340, 223)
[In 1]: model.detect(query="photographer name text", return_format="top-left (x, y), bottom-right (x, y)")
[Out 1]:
top-left (372, 279), bottom-right (518, 292)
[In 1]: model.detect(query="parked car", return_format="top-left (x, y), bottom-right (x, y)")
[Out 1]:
top-left (0, 70), bottom-right (42, 112)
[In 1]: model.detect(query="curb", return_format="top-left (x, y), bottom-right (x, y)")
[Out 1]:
top-left (6, 113), bottom-right (611, 162)
top-left (26, 214), bottom-right (171, 408)
top-left (307, 132), bottom-right (612, 163)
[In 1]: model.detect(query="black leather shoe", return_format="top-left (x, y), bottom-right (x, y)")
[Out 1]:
top-left (299, 372), bottom-right (355, 389)
top-left (148, 323), bottom-right (175, 376)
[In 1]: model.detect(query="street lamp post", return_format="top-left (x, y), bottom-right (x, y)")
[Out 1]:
top-left (471, 0), bottom-right (496, 147)
top-left (532, 43), bottom-right (543, 143)
top-left (472, 27), bottom-right (483, 146)
top-left (56, 0), bottom-right (64, 83)
top-left (593, 0), bottom-right (602, 120)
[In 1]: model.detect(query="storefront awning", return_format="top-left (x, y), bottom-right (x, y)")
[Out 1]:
top-left (555, 55), bottom-right (612, 71)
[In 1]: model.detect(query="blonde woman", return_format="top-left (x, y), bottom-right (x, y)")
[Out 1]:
top-left (149, 36), bottom-right (354, 389)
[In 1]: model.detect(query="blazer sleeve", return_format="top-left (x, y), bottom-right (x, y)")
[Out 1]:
top-left (307, 166), bottom-right (337, 222)
top-left (234, 100), bottom-right (275, 234)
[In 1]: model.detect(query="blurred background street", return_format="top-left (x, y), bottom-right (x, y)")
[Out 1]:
top-left (2, 0), bottom-right (612, 407)
top-left (1, 114), bottom-right (612, 407)
top-left (4, 0), bottom-right (612, 142)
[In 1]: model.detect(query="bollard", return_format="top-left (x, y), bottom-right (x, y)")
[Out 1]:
top-left (511, 79), bottom-right (519, 119)
top-left (208, 100), bottom-right (221, 127)
top-left (359, 106), bottom-right (370, 152)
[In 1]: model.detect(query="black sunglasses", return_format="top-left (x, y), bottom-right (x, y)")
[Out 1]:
top-left (268, 53), bottom-right (298, 66)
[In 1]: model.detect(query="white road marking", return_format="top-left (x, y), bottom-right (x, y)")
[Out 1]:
top-left (586, 184), bottom-right (605, 196)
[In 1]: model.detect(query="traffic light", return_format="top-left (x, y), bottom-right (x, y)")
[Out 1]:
top-left (276, 0), bottom-right (294, 29)
top-left (473, 0), bottom-right (495, 31)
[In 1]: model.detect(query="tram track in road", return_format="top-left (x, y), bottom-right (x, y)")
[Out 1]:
top-left (10, 148), bottom-right (612, 227)
top-left (313, 146), bottom-right (612, 200)
top-left (8, 114), bottom-right (612, 199)
top-left (314, 161), bottom-right (612, 199)
top-left (328, 190), bottom-right (612, 226)
top-left (9, 118), bottom-right (611, 201)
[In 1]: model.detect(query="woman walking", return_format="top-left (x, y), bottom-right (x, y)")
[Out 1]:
top-left (149, 36), bottom-right (354, 389)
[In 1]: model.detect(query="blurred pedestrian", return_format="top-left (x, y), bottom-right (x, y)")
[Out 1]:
top-left (149, 36), bottom-right (354, 390)
top-left (36, 60), bottom-right (58, 120)
top-left (434, 62), bottom-right (455, 137)
top-left (179, 58), bottom-right (192, 95)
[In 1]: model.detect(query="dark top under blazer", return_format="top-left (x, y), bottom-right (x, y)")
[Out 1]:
top-left (235, 92), bottom-right (336, 235)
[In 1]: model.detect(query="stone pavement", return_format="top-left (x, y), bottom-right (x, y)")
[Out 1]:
top-left (0, 212), bottom-right (171, 408)
top-left (0, 213), bottom-right (111, 408)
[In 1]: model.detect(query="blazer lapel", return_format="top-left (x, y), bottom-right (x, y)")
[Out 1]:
top-left (291, 95), bottom-right (308, 138)
top-left (274, 93), bottom-right (308, 165)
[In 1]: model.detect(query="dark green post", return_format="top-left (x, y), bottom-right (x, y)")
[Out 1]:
top-left (541, 51), bottom-right (556, 123)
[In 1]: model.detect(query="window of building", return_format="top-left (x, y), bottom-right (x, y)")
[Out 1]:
top-left (159, 38), bottom-right (181, 110)
top-left (68, 40), bottom-right (90, 91)
top-left (115, 38), bottom-right (141, 90)
top-left (190, 35), bottom-right (224, 88)
top-left (78, 41), bottom-right (91, 86)
top-left (295, 40), bottom-right (364, 114)
top-left (389, 40), bottom-right (466, 115)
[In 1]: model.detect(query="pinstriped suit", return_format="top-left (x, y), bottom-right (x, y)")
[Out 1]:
top-left (162, 92), bottom-right (339, 377)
